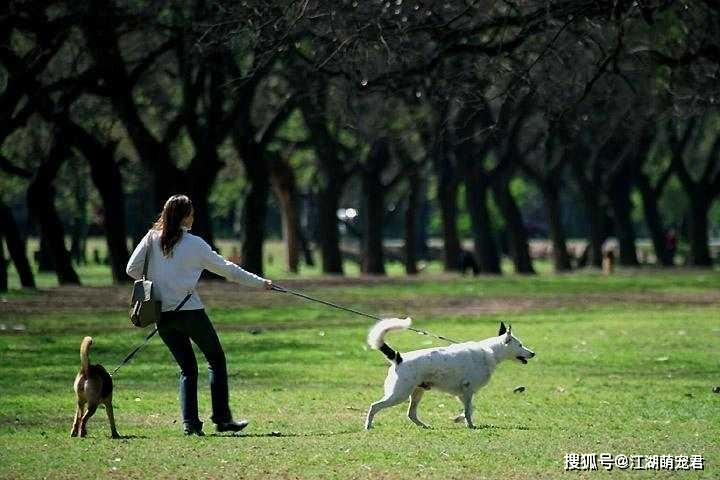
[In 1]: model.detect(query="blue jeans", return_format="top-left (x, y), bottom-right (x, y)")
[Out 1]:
top-left (158, 309), bottom-right (232, 429)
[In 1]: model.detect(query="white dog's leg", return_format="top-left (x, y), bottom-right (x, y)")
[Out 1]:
top-left (365, 374), bottom-right (413, 429)
top-left (461, 391), bottom-right (475, 429)
top-left (407, 388), bottom-right (429, 428)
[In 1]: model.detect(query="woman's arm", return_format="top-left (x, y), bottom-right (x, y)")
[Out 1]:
top-left (126, 233), bottom-right (150, 280)
top-left (198, 240), bottom-right (267, 287)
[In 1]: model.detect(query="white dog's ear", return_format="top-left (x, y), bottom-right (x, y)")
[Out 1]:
top-left (503, 324), bottom-right (513, 343)
top-left (498, 322), bottom-right (507, 336)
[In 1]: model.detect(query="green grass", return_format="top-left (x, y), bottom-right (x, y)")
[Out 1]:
top-left (1, 274), bottom-right (719, 479)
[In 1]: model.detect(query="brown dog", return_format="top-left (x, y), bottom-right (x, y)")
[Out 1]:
top-left (71, 337), bottom-right (120, 438)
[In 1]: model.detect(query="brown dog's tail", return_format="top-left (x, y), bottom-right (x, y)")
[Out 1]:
top-left (80, 336), bottom-right (93, 375)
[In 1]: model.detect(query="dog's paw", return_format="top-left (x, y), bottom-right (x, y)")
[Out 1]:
top-left (111, 433), bottom-right (121, 439)
top-left (452, 414), bottom-right (465, 423)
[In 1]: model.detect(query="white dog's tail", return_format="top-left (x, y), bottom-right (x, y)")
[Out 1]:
top-left (367, 317), bottom-right (411, 364)
top-left (80, 336), bottom-right (93, 375)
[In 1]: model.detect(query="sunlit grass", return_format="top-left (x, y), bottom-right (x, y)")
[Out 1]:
top-left (1, 274), bottom-right (718, 479)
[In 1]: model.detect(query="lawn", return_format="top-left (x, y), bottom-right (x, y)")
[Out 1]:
top-left (1, 270), bottom-right (719, 479)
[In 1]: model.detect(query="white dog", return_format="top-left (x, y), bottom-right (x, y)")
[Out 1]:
top-left (365, 318), bottom-right (535, 429)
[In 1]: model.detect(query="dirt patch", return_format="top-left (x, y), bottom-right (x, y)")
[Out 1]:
top-left (429, 292), bottom-right (720, 316)
top-left (2, 276), bottom-right (718, 317)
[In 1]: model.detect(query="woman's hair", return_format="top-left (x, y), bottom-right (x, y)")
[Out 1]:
top-left (152, 195), bottom-right (193, 257)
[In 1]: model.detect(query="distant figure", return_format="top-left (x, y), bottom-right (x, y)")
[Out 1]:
top-left (664, 229), bottom-right (678, 262)
top-left (228, 246), bottom-right (241, 265)
top-left (602, 250), bottom-right (615, 276)
top-left (459, 251), bottom-right (479, 276)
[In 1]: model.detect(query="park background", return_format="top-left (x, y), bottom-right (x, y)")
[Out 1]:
top-left (1, 1), bottom-right (719, 479)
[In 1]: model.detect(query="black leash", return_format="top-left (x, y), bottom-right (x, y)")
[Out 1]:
top-left (112, 283), bottom-right (459, 377)
top-left (111, 292), bottom-right (193, 376)
top-left (271, 284), bottom-right (460, 344)
top-left (110, 327), bottom-right (158, 376)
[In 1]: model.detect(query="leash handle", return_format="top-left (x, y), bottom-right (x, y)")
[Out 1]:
top-left (271, 283), bottom-right (460, 344)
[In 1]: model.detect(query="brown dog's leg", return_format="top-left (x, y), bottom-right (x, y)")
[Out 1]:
top-left (79, 404), bottom-right (98, 438)
top-left (104, 398), bottom-right (120, 439)
top-left (71, 401), bottom-right (85, 437)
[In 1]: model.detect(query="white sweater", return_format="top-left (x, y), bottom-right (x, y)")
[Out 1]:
top-left (126, 229), bottom-right (266, 312)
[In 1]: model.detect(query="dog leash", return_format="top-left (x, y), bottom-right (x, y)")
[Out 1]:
top-left (112, 284), bottom-right (457, 377)
top-left (111, 292), bottom-right (193, 376)
top-left (110, 327), bottom-right (158, 376)
top-left (270, 284), bottom-right (460, 344)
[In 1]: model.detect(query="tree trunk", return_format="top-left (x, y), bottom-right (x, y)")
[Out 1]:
top-left (70, 158), bottom-right (88, 266)
top-left (687, 194), bottom-right (712, 266)
top-left (270, 155), bottom-right (300, 273)
top-left (361, 139), bottom-right (388, 275)
top-left (85, 151), bottom-right (131, 283)
top-left (571, 166), bottom-right (605, 268)
top-left (608, 169), bottom-right (639, 266)
top-left (188, 174), bottom-right (226, 281)
top-left (26, 137), bottom-right (80, 285)
top-left (317, 184), bottom-right (344, 274)
top-left (492, 176), bottom-right (535, 274)
top-left (464, 169), bottom-right (501, 274)
top-left (0, 237), bottom-right (7, 292)
top-left (27, 181), bottom-right (80, 285)
top-left (187, 150), bottom-right (224, 251)
top-left (438, 181), bottom-right (461, 271)
top-left (541, 182), bottom-right (572, 272)
top-left (0, 200), bottom-right (35, 288)
top-left (240, 154), bottom-right (269, 277)
top-left (297, 200), bottom-right (315, 267)
top-left (637, 174), bottom-right (673, 266)
top-left (36, 237), bottom-right (53, 272)
top-left (587, 200), bottom-right (606, 268)
top-left (434, 147), bottom-right (461, 272)
top-left (404, 168), bottom-right (420, 275)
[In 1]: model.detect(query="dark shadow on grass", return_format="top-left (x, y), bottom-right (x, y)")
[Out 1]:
top-left (207, 429), bottom-right (357, 438)
top-left (114, 434), bottom-right (148, 440)
top-left (472, 423), bottom-right (531, 431)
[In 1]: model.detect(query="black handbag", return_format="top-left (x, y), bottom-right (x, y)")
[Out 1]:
top-left (129, 236), bottom-right (194, 327)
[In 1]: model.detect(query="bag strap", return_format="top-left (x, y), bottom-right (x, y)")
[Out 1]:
top-left (175, 291), bottom-right (193, 311)
top-left (141, 234), bottom-right (152, 280)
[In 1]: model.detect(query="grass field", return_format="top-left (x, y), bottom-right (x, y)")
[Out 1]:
top-left (1, 268), bottom-right (719, 479)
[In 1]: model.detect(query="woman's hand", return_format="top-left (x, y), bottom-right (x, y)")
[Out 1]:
top-left (264, 279), bottom-right (273, 290)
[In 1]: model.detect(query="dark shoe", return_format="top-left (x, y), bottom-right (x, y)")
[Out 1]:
top-left (215, 419), bottom-right (249, 433)
top-left (183, 424), bottom-right (204, 436)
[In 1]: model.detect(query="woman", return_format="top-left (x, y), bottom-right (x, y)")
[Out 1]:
top-left (126, 194), bottom-right (272, 436)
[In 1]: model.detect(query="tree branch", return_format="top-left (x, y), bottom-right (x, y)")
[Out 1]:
top-left (0, 155), bottom-right (32, 178)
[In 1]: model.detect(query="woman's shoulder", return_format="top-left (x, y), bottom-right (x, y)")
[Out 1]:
top-left (180, 231), bottom-right (209, 249)
top-left (146, 229), bottom-right (160, 242)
